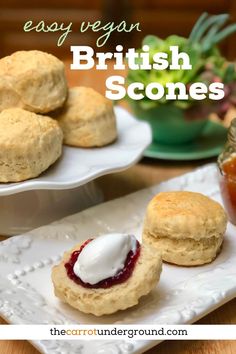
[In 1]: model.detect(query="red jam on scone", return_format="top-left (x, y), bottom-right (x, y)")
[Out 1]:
top-left (65, 234), bottom-right (140, 289)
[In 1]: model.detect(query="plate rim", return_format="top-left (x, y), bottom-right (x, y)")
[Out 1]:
top-left (144, 121), bottom-right (227, 161)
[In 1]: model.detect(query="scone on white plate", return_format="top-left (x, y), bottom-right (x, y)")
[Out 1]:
top-left (52, 233), bottom-right (162, 316)
top-left (53, 87), bottom-right (117, 147)
top-left (142, 191), bottom-right (227, 266)
top-left (0, 50), bottom-right (67, 113)
top-left (0, 108), bottom-right (63, 182)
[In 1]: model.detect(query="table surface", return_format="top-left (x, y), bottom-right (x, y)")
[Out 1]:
top-left (0, 61), bottom-right (235, 354)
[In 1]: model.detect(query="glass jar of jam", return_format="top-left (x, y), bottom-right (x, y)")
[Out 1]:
top-left (218, 118), bottom-right (236, 224)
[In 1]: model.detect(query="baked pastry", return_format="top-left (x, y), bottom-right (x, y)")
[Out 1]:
top-left (52, 233), bottom-right (162, 316)
top-left (53, 87), bottom-right (117, 147)
top-left (0, 108), bottom-right (63, 182)
top-left (142, 191), bottom-right (227, 266)
top-left (0, 50), bottom-right (67, 113)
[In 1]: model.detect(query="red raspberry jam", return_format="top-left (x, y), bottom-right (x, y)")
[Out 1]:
top-left (65, 238), bottom-right (140, 289)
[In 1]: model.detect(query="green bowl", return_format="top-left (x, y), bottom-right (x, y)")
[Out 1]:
top-left (132, 104), bottom-right (208, 145)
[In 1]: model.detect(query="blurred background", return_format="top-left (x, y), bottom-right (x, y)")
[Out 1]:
top-left (1, 0), bottom-right (236, 59)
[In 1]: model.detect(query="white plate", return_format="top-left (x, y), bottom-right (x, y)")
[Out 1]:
top-left (0, 106), bottom-right (151, 196)
top-left (0, 164), bottom-right (235, 354)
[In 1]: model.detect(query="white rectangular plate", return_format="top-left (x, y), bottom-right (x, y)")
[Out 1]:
top-left (0, 164), bottom-right (235, 354)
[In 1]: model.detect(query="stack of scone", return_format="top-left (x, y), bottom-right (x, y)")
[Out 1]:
top-left (142, 191), bottom-right (227, 266)
top-left (0, 50), bottom-right (117, 182)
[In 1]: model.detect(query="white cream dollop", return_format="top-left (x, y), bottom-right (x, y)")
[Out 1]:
top-left (73, 233), bottom-right (137, 285)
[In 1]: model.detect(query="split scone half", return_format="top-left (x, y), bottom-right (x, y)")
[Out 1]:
top-left (0, 108), bottom-right (63, 182)
top-left (142, 191), bottom-right (227, 266)
top-left (0, 50), bottom-right (67, 113)
top-left (52, 233), bottom-right (162, 316)
top-left (53, 87), bottom-right (117, 147)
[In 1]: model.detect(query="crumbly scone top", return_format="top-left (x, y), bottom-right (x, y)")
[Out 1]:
top-left (144, 191), bottom-right (227, 240)
top-left (56, 86), bottom-right (113, 122)
top-left (0, 50), bottom-right (64, 76)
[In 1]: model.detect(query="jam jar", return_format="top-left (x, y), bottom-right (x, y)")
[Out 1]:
top-left (218, 118), bottom-right (236, 224)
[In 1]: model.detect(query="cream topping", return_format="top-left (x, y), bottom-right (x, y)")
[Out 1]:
top-left (73, 233), bottom-right (137, 285)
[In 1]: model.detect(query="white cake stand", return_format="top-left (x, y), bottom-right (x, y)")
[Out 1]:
top-left (0, 107), bottom-right (151, 235)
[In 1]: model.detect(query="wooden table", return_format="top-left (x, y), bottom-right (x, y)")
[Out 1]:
top-left (0, 61), bottom-right (235, 354)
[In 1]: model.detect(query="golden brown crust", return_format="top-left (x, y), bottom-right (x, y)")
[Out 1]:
top-left (142, 191), bottom-right (227, 266)
top-left (0, 108), bottom-right (63, 182)
top-left (51, 241), bottom-right (162, 316)
top-left (53, 87), bottom-right (117, 147)
top-left (143, 191), bottom-right (227, 240)
top-left (0, 50), bottom-right (67, 113)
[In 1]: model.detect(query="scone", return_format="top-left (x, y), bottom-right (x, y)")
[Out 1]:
top-left (52, 233), bottom-right (162, 316)
top-left (142, 191), bottom-right (227, 266)
top-left (0, 50), bottom-right (67, 113)
top-left (0, 108), bottom-right (63, 182)
top-left (53, 87), bottom-right (117, 147)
